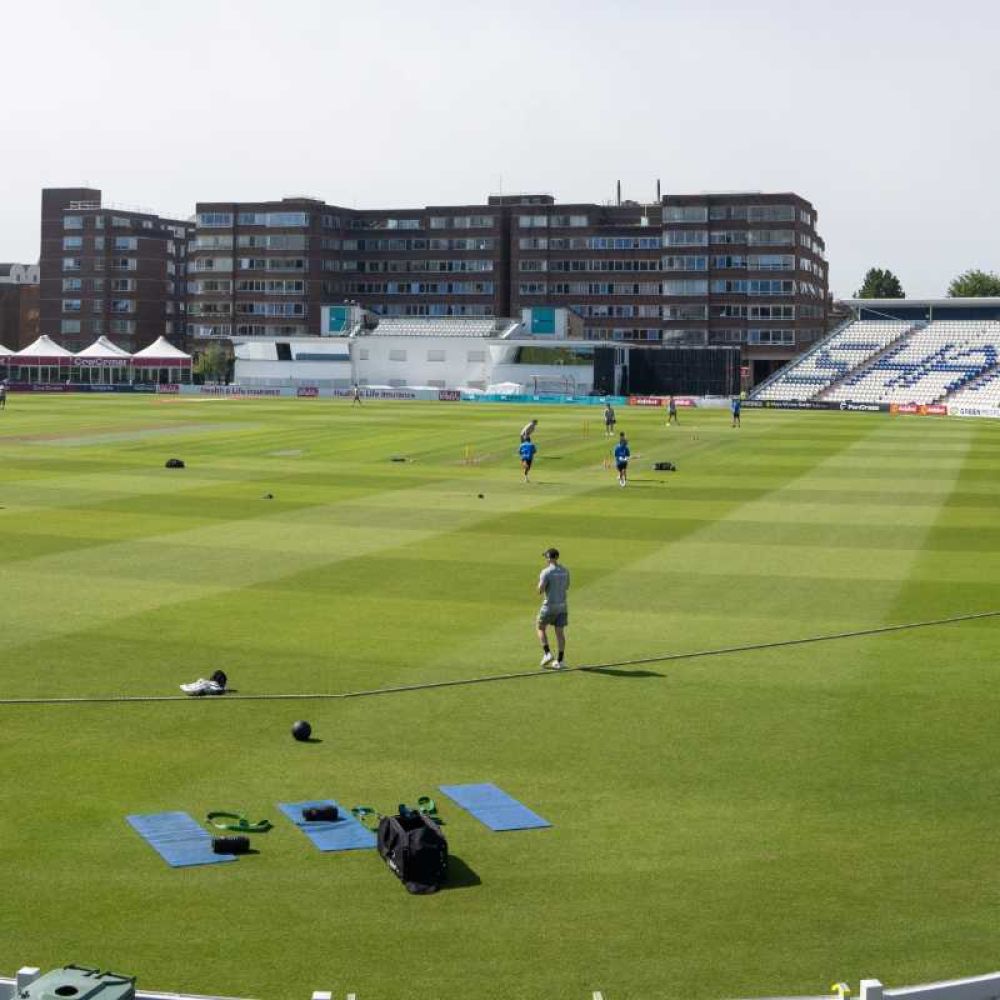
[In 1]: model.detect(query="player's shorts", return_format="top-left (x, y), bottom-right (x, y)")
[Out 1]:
top-left (616, 460), bottom-right (628, 471)
top-left (521, 458), bottom-right (533, 470)
top-left (537, 607), bottom-right (568, 628)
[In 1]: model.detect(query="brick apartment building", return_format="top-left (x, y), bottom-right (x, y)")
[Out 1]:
top-left (188, 190), bottom-right (827, 380)
top-left (38, 188), bottom-right (192, 353)
top-left (37, 187), bottom-right (828, 381)
top-left (0, 263), bottom-right (39, 350)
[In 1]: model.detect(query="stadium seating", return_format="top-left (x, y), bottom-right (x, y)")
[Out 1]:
top-left (753, 321), bottom-right (913, 401)
top-left (822, 321), bottom-right (1000, 404)
top-left (940, 365), bottom-right (1000, 407)
top-left (366, 318), bottom-right (516, 338)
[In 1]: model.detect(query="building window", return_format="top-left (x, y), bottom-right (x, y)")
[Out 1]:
top-left (62, 236), bottom-right (83, 250)
top-left (62, 258), bottom-right (82, 271)
top-left (62, 278), bottom-right (82, 291)
top-left (60, 319), bottom-right (81, 334)
top-left (662, 280), bottom-right (708, 296)
top-left (663, 255), bottom-right (707, 271)
top-left (62, 299), bottom-right (82, 312)
top-left (198, 212), bottom-right (234, 227)
top-left (518, 216), bottom-right (549, 228)
top-left (663, 230), bottom-right (708, 247)
top-left (389, 349), bottom-right (407, 362)
top-left (63, 215), bottom-right (84, 229)
top-left (427, 350), bottom-right (446, 362)
top-left (663, 206), bottom-right (708, 223)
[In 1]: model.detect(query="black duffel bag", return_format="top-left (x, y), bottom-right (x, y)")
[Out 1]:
top-left (377, 809), bottom-right (448, 894)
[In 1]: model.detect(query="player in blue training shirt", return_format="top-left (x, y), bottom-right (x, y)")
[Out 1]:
top-left (519, 436), bottom-right (537, 482)
top-left (613, 432), bottom-right (631, 487)
top-left (731, 396), bottom-right (741, 428)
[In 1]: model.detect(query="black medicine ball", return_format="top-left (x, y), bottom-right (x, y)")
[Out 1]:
top-left (292, 720), bottom-right (312, 742)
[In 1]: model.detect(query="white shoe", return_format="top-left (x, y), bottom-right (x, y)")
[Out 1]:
top-left (540, 652), bottom-right (554, 667)
top-left (180, 678), bottom-right (223, 696)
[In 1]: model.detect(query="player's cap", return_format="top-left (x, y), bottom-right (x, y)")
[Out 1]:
top-left (542, 547), bottom-right (559, 559)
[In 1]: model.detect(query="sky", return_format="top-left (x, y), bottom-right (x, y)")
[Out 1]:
top-left (1, 0), bottom-right (998, 299)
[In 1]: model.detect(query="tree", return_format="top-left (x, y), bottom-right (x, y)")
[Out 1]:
top-left (854, 267), bottom-right (905, 299)
top-left (194, 343), bottom-right (230, 384)
top-left (947, 269), bottom-right (1000, 297)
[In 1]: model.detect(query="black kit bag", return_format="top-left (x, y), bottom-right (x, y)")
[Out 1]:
top-left (377, 810), bottom-right (448, 894)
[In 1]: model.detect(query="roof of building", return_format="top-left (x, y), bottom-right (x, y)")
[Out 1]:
top-left (15, 335), bottom-right (74, 357)
top-left (76, 336), bottom-right (133, 358)
top-left (361, 317), bottom-right (520, 338)
top-left (132, 336), bottom-right (191, 360)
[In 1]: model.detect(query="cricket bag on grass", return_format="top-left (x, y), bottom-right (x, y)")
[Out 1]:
top-left (377, 810), bottom-right (448, 894)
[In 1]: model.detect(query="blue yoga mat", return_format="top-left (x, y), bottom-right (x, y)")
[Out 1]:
top-left (438, 783), bottom-right (551, 831)
top-left (278, 800), bottom-right (376, 852)
top-left (126, 811), bottom-right (234, 868)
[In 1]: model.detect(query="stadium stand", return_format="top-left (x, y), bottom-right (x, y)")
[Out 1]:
top-left (752, 320), bottom-right (914, 401)
top-left (937, 363), bottom-right (1000, 407)
top-left (822, 321), bottom-right (1000, 404)
top-left (363, 318), bottom-right (518, 338)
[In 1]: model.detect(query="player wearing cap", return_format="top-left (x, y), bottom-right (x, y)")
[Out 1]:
top-left (537, 547), bottom-right (570, 669)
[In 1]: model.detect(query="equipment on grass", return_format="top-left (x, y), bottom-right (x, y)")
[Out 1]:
top-left (279, 800), bottom-right (376, 851)
top-left (377, 809), bottom-right (448, 894)
top-left (19, 965), bottom-right (136, 1000)
top-left (212, 834), bottom-right (251, 854)
top-left (206, 811), bottom-right (272, 833)
top-left (179, 675), bottom-right (226, 696)
top-left (164, 458), bottom-right (185, 469)
top-left (292, 719), bottom-right (312, 741)
top-left (439, 782), bottom-right (551, 831)
top-left (303, 804), bottom-right (339, 822)
top-left (654, 461), bottom-right (677, 471)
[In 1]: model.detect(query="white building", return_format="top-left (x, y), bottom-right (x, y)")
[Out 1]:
top-left (0, 263), bottom-right (39, 285)
top-left (233, 307), bottom-right (594, 394)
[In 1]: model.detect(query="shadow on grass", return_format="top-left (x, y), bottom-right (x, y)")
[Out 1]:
top-left (443, 854), bottom-right (481, 891)
top-left (579, 666), bottom-right (664, 678)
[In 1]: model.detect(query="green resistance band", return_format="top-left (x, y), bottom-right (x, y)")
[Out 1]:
top-left (350, 797), bottom-right (442, 831)
top-left (206, 811), bottom-right (273, 834)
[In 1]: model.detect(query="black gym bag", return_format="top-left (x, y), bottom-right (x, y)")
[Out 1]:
top-left (377, 810), bottom-right (448, 894)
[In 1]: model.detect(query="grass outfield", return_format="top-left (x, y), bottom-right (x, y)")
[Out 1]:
top-left (1, 395), bottom-right (999, 1000)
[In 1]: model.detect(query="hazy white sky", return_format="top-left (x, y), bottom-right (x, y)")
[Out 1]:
top-left (1, 0), bottom-right (997, 298)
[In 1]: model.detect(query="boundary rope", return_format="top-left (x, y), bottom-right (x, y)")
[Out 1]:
top-left (0, 608), bottom-right (996, 707)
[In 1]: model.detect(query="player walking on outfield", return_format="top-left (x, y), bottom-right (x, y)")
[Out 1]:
top-left (667, 395), bottom-right (678, 424)
top-left (519, 436), bottom-right (537, 482)
top-left (537, 547), bottom-right (570, 669)
top-left (731, 396), bottom-right (741, 428)
top-left (603, 403), bottom-right (616, 436)
top-left (613, 432), bottom-right (631, 487)
top-left (520, 418), bottom-right (538, 443)
top-left (0, 382), bottom-right (6, 410)
top-left (352, 384), bottom-right (363, 405)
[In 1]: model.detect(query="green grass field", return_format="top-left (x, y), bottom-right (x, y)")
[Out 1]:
top-left (1, 395), bottom-right (999, 1000)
